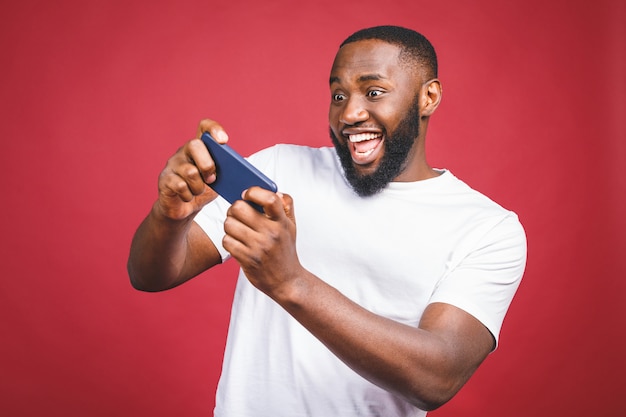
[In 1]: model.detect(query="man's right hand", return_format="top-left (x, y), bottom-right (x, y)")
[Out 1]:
top-left (154, 119), bottom-right (230, 221)
top-left (127, 119), bottom-right (229, 291)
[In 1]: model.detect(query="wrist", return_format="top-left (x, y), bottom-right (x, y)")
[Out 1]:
top-left (148, 201), bottom-right (197, 238)
top-left (272, 268), bottom-right (315, 310)
top-left (150, 199), bottom-right (196, 224)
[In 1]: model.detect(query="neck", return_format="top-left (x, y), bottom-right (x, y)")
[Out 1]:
top-left (395, 124), bottom-right (437, 182)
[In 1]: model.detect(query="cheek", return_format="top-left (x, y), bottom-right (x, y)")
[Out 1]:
top-left (328, 105), bottom-right (340, 123)
top-left (327, 124), bottom-right (341, 145)
top-left (378, 98), bottom-right (415, 131)
top-left (328, 108), bottom-right (343, 135)
top-left (372, 108), bottom-right (400, 132)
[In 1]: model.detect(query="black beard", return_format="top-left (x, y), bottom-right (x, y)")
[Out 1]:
top-left (330, 99), bottom-right (421, 197)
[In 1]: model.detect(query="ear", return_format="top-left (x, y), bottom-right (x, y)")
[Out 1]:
top-left (420, 79), bottom-right (442, 117)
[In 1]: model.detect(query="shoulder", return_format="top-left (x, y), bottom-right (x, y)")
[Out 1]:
top-left (420, 170), bottom-right (527, 253)
top-left (443, 171), bottom-right (527, 268)
top-left (442, 171), bottom-right (521, 220)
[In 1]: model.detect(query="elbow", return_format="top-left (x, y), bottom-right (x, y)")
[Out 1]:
top-left (127, 260), bottom-right (166, 292)
top-left (412, 396), bottom-right (452, 413)
top-left (409, 391), bottom-right (454, 412)
top-left (127, 262), bottom-right (190, 292)
top-left (128, 268), bottom-right (152, 292)
top-left (128, 274), bottom-right (151, 292)
top-left (128, 273), bottom-right (171, 293)
top-left (127, 258), bottom-right (145, 291)
top-left (403, 373), bottom-right (468, 412)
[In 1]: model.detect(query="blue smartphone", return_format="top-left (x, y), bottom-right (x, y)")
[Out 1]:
top-left (201, 132), bottom-right (278, 212)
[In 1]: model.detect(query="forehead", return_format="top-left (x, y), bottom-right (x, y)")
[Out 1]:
top-left (330, 39), bottom-right (408, 84)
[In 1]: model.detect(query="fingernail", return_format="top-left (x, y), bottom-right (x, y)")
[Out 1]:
top-left (217, 131), bottom-right (229, 142)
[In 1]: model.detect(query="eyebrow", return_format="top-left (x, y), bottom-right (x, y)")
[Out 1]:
top-left (329, 73), bottom-right (387, 85)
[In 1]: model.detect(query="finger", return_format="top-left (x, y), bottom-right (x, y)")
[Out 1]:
top-left (277, 192), bottom-right (295, 223)
top-left (161, 142), bottom-right (219, 199)
top-left (158, 168), bottom-right (217, 221)
top-left (242, 187), bottom-right (284, 220)
top-left (160, 161), bottom-right (217, 202)
top-left (222, 233), bottom-right (247, 258)
top-left (159, 168), bottom-right (195, 202)
top-left (172, 160), bottom-right (211, 195)
top-left (223, 210), bottom-right (258, 251)
top-left (183, 139), bottom-right (217, 185)
top-left (196, 118), bottom-right (229, 144)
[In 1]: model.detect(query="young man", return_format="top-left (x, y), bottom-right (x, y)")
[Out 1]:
top-left (128, 26), bottom-right (526, 416)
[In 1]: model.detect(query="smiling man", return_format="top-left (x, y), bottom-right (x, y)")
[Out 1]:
top-left (329, 30), bottom-right (440, 196)
top-left (128, 26), bottom-right (527, 417)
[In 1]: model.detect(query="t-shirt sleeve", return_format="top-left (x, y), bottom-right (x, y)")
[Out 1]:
top-left (192, 195), bottom-right (231, 262)
top-left (428, 212), bottom-right (527, 347)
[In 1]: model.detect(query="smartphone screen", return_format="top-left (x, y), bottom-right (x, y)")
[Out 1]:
top-left (201, 132), bottom-right (277, 212)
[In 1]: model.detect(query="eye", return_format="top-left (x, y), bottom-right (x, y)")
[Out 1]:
top-left (367, 89), bottom-right (384, 98)
top-left (332, 93), bottom-right (346, 102)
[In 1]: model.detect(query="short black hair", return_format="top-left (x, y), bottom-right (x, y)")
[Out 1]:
top-left (340, 25), bottom-right (438, 79)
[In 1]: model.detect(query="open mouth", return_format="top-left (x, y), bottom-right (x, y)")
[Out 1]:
top-left (348, 132), bottom-right (384, 164)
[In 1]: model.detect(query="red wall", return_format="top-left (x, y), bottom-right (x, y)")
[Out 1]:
top-left (1, 1), bottom-right (624, 416)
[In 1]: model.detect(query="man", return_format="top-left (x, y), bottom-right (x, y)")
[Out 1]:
top-left (128, 26), bottom-right (526, 416)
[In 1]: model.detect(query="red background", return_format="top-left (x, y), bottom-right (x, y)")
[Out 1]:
top-left (1, 0), bottom-right (624, 416)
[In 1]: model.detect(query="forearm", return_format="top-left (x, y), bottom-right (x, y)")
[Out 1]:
top-left (274, 271), bottom-right (484, 411)
top-left (127, 203), bottom-right (216, 291)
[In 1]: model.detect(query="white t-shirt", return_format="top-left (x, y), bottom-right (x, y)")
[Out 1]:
top-left (194, 144), bottom-right (526, 417)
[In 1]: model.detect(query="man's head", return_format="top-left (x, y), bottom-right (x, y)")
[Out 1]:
top-left (329, 26), bottom-right (442, 197)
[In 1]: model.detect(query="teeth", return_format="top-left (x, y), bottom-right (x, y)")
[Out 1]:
top-left (349, 132), bottom-right (381, 142)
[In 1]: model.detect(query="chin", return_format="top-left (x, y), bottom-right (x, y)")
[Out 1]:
top-left (351, 161), bottom-right (380, 178)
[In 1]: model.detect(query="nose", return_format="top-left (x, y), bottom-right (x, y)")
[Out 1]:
top-left (340, 97), bottom-right (369, 125)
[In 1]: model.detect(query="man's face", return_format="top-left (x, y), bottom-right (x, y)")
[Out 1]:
top-left (330, 96), bottom-right (420, 197)
top-left (328, 39), bottom-right (422, 197)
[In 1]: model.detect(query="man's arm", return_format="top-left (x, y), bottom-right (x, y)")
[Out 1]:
top-left (277, 276), bottom-right (493, 411)
top-left (127, 205), bottom-right (221, 291)
top-left (127, 120), bottom-right (229, 291)
top-left (223, 187), bottom-right (495, 411)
